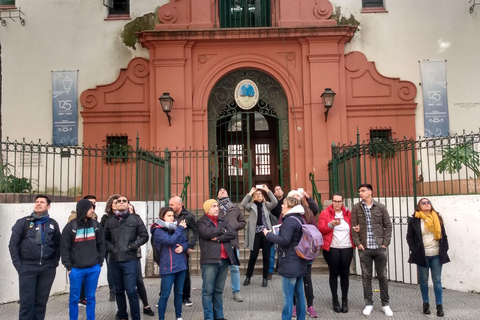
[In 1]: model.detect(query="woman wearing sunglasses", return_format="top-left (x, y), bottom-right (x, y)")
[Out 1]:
top-left (406, 198), bottom-right (450, 317)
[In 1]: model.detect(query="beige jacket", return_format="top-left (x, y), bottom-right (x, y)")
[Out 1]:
top-left (351, 200), bottom-right (392, 248)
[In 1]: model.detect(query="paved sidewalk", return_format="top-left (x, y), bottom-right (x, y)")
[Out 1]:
top-left (1, 274), bottom-right (479, 319)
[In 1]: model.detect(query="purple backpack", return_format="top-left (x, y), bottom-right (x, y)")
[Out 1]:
top-left (291, 216), bottom-right (324, 261)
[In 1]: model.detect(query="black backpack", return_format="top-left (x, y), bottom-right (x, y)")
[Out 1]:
top-left (151, 226), bottom-right (161, 266)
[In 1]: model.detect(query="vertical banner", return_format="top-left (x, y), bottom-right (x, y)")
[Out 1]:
top-left (419, 60), bottom-right (449, 137)
top-left (52, 70), bottom-right (78, 145)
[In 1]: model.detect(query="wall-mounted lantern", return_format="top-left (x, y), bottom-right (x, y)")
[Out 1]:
top-left (159, 92), bottom-right (174, 126)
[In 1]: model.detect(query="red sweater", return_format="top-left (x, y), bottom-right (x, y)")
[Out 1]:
top-left (318, 205), bottom-right (355, 252)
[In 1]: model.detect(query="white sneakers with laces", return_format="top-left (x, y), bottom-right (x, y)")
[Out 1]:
top-left (382, 305), bottom-right (393, 316)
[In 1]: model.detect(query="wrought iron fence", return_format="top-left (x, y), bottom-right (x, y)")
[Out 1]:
top-left (328, 130), bottom-right (480, 283)
top-left (0, 136), bottom-right (170, 206)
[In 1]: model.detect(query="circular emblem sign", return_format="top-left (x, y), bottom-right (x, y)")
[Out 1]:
top-left (234, 79), bottom-right (259, 110)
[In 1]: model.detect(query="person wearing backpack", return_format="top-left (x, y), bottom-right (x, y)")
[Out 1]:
top-left (61, 199), bottom-right (105, 320)
top-left (263, 196), bottom-right (307, 320)
top-left (8, 194), bottom-right (61, 320)
top-left (287, 189), bottom-right (320, 318)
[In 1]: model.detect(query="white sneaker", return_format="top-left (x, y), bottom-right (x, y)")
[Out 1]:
top-left (176, 318), bottom-right (183, 320)
top-left (382, 305), bottom-right (393, 317)
top-left (363, 305), bottom-right (373, 316)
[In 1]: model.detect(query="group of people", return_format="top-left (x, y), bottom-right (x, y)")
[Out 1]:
top-left (7, 182), bottom-right (450, 320)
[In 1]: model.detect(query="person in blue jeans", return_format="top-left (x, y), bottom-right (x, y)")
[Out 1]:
top-left (197, 199), bottom-right (237, 320)
top-left (151, 206), bottom-right (189, 320)
top-left (263, 196), bottom-right (307, 320)
top-left (406, 198), bottom-right (450, 317)
top-left (60, 198), bottom-right (105, 320)
top-left (104, 195), bottom-right (149, 320)
top-left (217, 187), bottom-right (246, 302)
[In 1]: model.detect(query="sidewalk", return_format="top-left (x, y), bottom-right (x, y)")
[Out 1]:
top-left (1, 274), bottom-right (479, 319)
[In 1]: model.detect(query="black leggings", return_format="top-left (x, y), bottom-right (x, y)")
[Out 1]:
top-left (136, 258), bottom-right (149, 307)
top-left (323, 247), bottom-right (353, 300)
top-left (246, 232), bottom-right (271, 279)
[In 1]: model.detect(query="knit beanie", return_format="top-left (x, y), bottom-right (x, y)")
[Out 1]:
top-left (203, 199), bottom-right (218, 214)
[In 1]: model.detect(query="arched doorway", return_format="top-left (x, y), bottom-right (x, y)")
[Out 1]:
top-left (208, 70), bottom-right (289, 202)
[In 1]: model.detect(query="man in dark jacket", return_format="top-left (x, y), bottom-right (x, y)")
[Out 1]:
top-left (351, 183), bottom-right (393, 317)
top-left (169, 195), bottom-right (198, 307)
top-left (269, 185), bottom-right (285, 278)
top-left (61, 199), bottom-right (105, 320)
top-left (197, 199), bottom-right (237, 320)
top-left (104, 195), bottom-right (149, 320)
top-left (8, 194), bottom-right (61, 320)
top-left (217, 187), bottom-right (246, 302)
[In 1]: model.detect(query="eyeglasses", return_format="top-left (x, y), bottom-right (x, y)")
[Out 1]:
top-left (332, 200), bottom-right (343, 204)
top-left (358, 189), bottom-right (369, 193)
top-left (420, 201), bottom-right (431, 205)
top-left (91, 205), bottom-right (96, 210)
top-left (117, 199), bottom-right (128, 203)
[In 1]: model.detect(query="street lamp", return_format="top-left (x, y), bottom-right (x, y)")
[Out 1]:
top-left (321, 88), bottom-right (336, 122)
top-left (159, 92), bottom-right (174, 126)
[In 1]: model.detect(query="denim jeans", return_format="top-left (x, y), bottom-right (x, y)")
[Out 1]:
top-left (158, 270), bottom-right (186, 320)
top-left (110, 259), bottom-right (140, 320)
top-left (69, 264), bottom-right (101, 320)
top-left (358, 248), bottom-right (389, 306)
top-left (230, 249), bottom-right (240, 294)
top-left (269, 245), bottom-right (276, 274)
top-left (282, 276), bottom-right (305, 320)
top-left (201, 259), bottom-right (230, 320)
top-left (418, 255), bottom-right (443, 305)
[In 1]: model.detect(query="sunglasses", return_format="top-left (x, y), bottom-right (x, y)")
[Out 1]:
top-left (91, 205), bottom-right (96, 210)
top-left (420, 201), bottom-right (431, 205)
top-left (117, 199), bottom-right (128, 203)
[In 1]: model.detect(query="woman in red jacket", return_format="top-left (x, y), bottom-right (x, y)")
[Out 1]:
top-left (318, 193), bottom-right (358, 313)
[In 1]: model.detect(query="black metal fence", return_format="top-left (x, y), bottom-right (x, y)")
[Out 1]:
top-left (328, 130), bottom-right (480, 283)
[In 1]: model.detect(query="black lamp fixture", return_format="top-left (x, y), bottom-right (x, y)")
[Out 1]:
top-left (159, 92), bottom-right (174, 126)
top-left (321, 88), bottom-right (336, 122)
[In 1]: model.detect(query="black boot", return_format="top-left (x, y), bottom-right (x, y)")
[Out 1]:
top-left (436, 304), bottom-right (444, 317)
top-left (341, 298), bottom-right (348, 313)
top-left (262, 278), bottom-right (268, 287)
top-left (332, 298), bottom-right (341, 313)
top-left (109, 290), bottom-right (115, 302)
top-left (423, 302), bottom-right (430, 315)
top-left (243, 277), bottom-right (251, 286)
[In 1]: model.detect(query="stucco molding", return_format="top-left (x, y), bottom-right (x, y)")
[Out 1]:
top-left (80, 57), bottom-right (150, 110)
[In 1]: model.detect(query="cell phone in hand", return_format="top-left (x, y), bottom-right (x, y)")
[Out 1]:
top-left (256, 185), bottom-right (263, 189)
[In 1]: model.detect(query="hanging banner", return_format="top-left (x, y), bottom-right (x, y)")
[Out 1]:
top-left (52, 70), bottom-right (78, 145)
top-left (419, 60), bottom-right (449, 137)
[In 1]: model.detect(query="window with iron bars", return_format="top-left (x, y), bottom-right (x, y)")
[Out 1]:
top-left (368, 128), bottom-right (395, 158)
top-left (219, 0), bottom-right (271, 28)
top-left (105, 135), bottom-right (132, 164)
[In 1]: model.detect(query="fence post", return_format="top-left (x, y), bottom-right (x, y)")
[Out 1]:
top-left (135, 133), bottom-right (140, 200)
top-left (331, 142), bottom-right (339, 193)
top-left (164, 147), bottom-right (171, 203)
top-left (411, 139), bottom-right (417, 206)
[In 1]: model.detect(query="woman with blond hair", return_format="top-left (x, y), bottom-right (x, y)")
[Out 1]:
top-left (241, 185), bottom-right (278, 287)
top-left (406, 198), bottom-right (449, 317)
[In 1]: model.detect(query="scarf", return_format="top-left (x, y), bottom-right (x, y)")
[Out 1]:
top-left (218, 197), bottom-right (233, 213)
top-left (115, 209), bottom-right (129, 220)
top-left (31, 212), bottom-right (50, 245)
top-left (206, 214), bottom-right (218, 224)
top-left (154, 219), bottom-right (178, 232)
top-left (415, 209), bottom-right (442, 240)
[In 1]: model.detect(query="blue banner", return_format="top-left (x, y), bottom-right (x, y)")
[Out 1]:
top-left (419, 60), bottom-right (449, 137)
top-left (52, 70), bottom-right (78, 145)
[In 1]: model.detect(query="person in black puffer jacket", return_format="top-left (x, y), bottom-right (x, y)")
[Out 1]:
top-left (104, 195), bottom-right (148, 320)
top-left (264, 196), bottom-right (307, 320)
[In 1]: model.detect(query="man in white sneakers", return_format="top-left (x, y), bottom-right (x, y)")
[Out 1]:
top-left (351, 183), bottom-right (393, 317)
